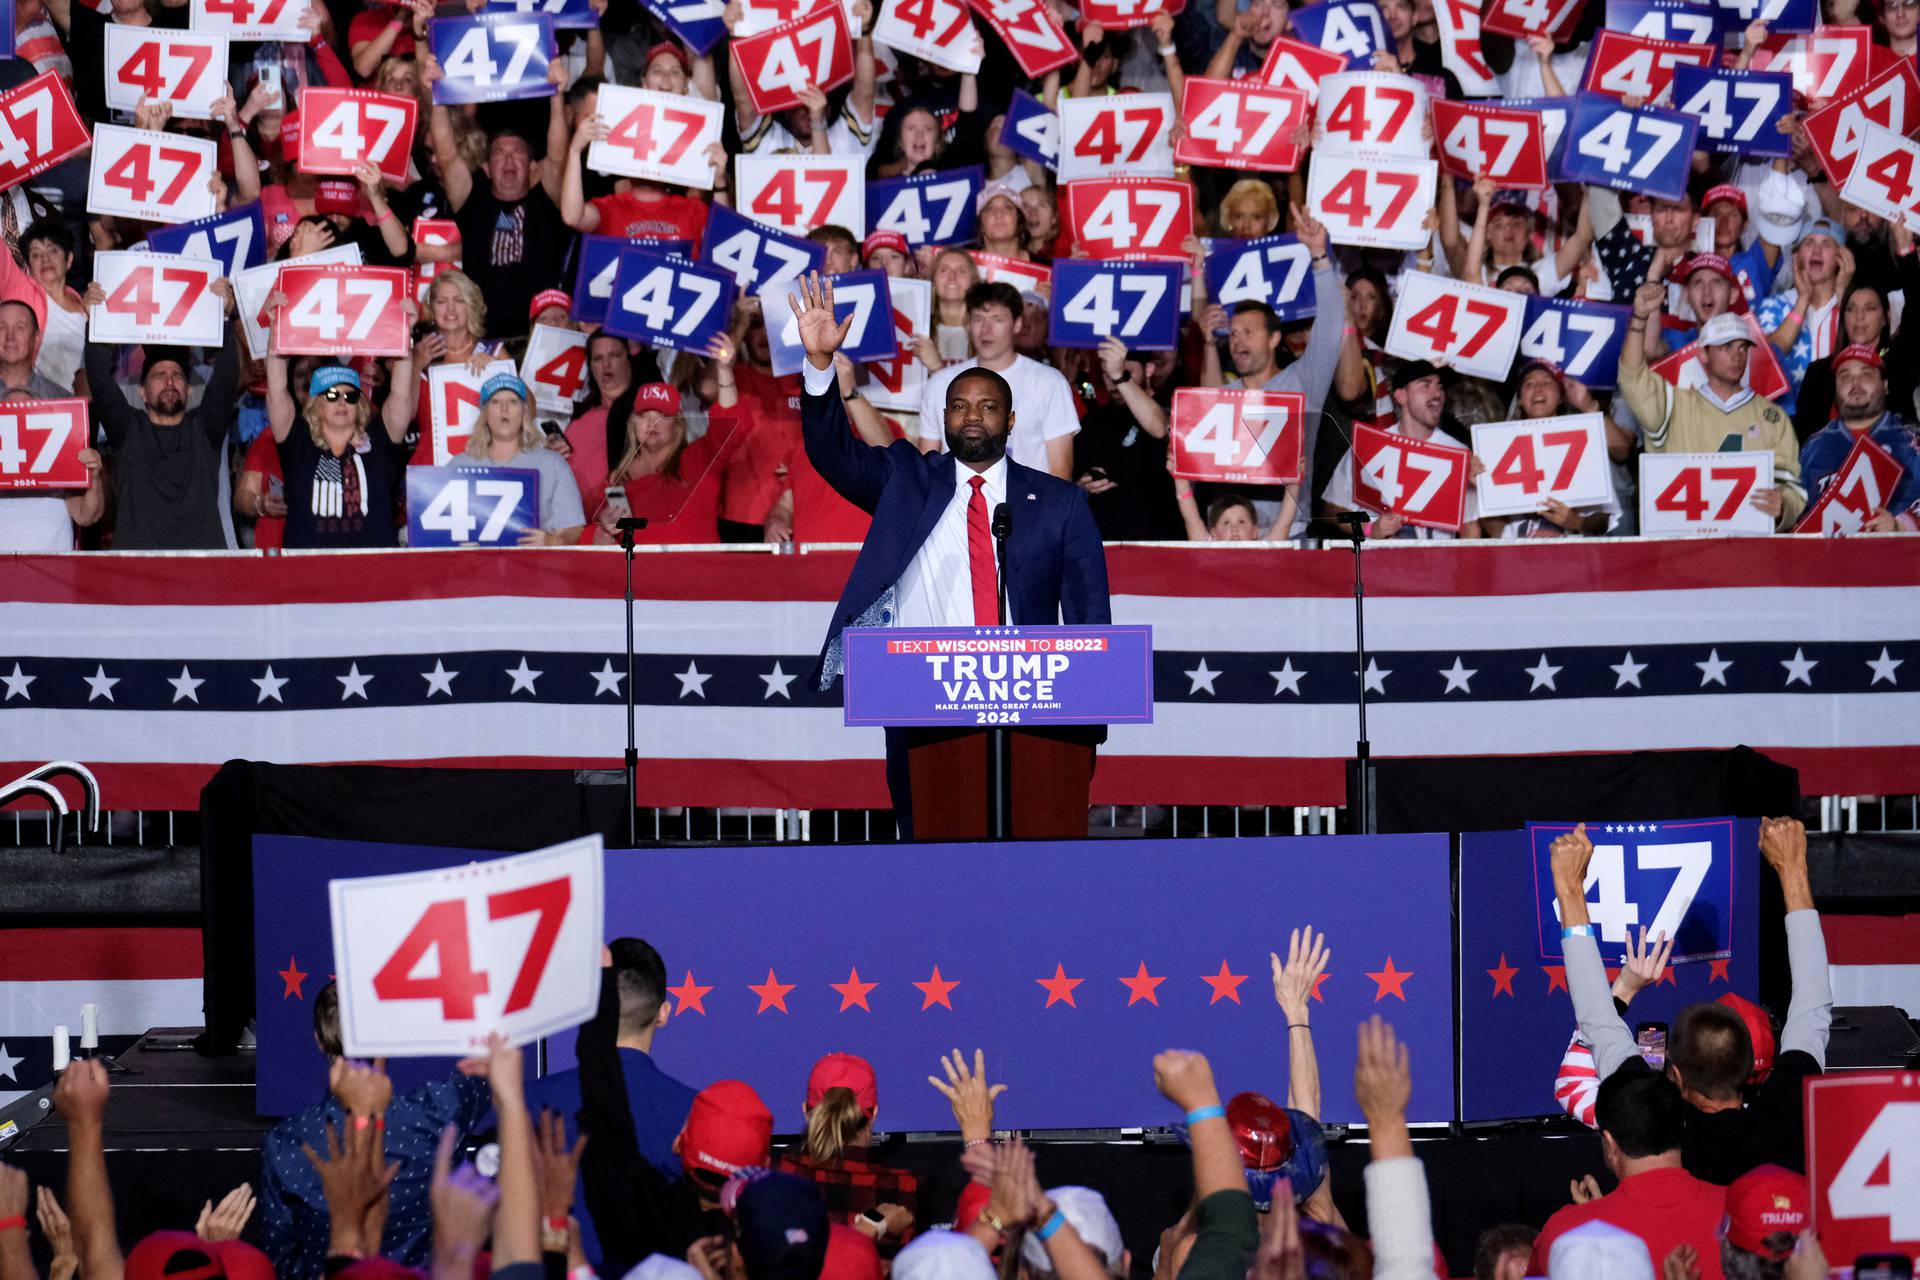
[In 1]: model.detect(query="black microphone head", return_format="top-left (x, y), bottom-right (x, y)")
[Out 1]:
top-left (1333, 511), bottom-right (1370, 528)
top-left (992, 503), bottom-right (1011, 539)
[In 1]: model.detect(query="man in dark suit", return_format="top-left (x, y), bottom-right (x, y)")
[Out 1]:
top-left (788, 272), bottom-right (1112, 837)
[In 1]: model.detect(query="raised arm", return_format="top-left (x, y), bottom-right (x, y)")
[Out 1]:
top-left (0, 1165), bottom-right (36, 1280)
top-left (1160, 1050), bottom-right (1259, 1280)
top-left (794, 272), bottom-right (892, 509)
top-left (1551, 823), bottom-right (1643, 1079)
top-left (541, 61), bottom-right (571, 207)
top-left (561, 114), bottom-right (605, 232)
top-left (1271, 927), bottom-right (1329, 1121)
top-left (1758, 817), bottom-right (1832, 1065)
top-left (1355, 1018), bottom-right (1434, 1280)
top-left (265, 349), bottom-right (298, 443)
top-left (424, 62), bottom-right (475, 211)
top-left (53, 1061), bottom-right (122, 1280)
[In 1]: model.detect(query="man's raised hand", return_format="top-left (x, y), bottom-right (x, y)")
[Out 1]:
top-left (789, 271), bottom-right (854, 371)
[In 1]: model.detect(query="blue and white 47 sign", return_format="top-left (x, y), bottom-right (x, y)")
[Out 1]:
top-left (1204, 234), bottom-right (1317, 325)
top-left (762, 268), bottom-right (895, 375)
top-left (603, 249), bottom-right (736, 350)
top-left (1050, 258), bottom-right (1183, 350)
top-left (406, 465), bottom-right (541, 546)
top-left (1556, 93), bottom-right (1698, 202)
top-left (699, 202), bottom-right (825, 294)
top-left (1519, 294), bottom-right (1632, 389)
top-left (1670, 65), bottom-right (1791, 157)
top-left (431, 13), bottom-right (556, 104)
top-left (1000, 89), bottom-right (1058, 169)
top-left (147, 200), bottom-right (266, 276)
top-left (867, 165), bottom-right (981, 247)
top-left (1529, 818), bottom-right (1737, 964)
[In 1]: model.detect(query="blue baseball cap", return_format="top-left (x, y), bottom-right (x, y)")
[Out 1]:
top-left (480, 372), bottom-right (529, 404)
top-left (308, 365), bottom-right (360, 397)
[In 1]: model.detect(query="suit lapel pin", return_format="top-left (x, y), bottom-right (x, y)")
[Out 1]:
top-left (1025, 492), bottom-right (1036, 500)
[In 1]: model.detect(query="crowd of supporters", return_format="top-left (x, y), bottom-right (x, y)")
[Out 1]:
top-left (0, 818), bottom-right (1845, 1280)
top-left (4, 0), bottom-right (1920, 552)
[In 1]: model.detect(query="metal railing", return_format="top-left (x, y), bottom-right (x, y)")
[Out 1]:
top-left (5, 795), bottom-right (1912, 850)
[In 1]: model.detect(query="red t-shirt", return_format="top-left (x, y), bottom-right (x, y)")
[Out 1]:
top-left (787, 412), bottom-right (906, 543)
top-left (564, 406), bottom-right (613, 516)
top-left (589, 191), bottom-right (709, 253)
top-left (241, 430), bottom-right (286, 551)
top-left (590, 416), bottom-right (742, 544)
top-left (719, 365), bottom-right (802, 525)
top-left (1530, 1168), bottom-right (1727, 1280)
top-left (348, 8), bottom-right (416, 63)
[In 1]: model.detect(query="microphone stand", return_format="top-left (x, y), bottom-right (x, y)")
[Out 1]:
top-left (1333, 511), bottom-right (1376, 835)
top-left (616, 516), bottom-right (649, 847)
top-left (990, 503), bottom-right (1012, 840)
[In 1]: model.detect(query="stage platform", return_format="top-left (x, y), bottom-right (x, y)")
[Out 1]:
top-left (0, 1029), bottom-right (1608, 1278)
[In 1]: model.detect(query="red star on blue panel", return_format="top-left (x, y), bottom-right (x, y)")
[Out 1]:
top-left (1366, 957), bottom-right (1413, 1002)
top-left (279, 956), bottom-right (309, 1000)
top-left (1201, 960), bottom-right (1249, 1005)
top-left (749, 969), bottom-right (796, 1014)
top-left (914, 966), bottom-right (959, 1010)
top-left (1487, 954), bottom-right (1519, 998)
top-left (1120, 962), bottom-right (1166, 1007)
top-left (831, 966), bottom-right (878, 1012)
top-left (669, 971), bottom-right (713, 1015)
top-left (1037, 964), bottom-right (1084, 1009)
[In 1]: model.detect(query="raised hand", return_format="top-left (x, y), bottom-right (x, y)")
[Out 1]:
top-left (330, 1057), bottom-right (393, 1117)
top-left (1289, 202), bottom-right (1329, 259)
top-left (1570, 1174), bottom-right (1603, 1205)
top-left (788, 271), bottom-right (854, 371)
top-left (36, 1186), bottom-right (77, 1280)
top-left (431, 1124), bottom-right (498, 1270)
top-left (1152, 1049), bottom-right (1219, 1113)
top-left (929, 1048), bottom-right (1006, 1141)
top-left (195, 1183), bottom-right (258, 1242)
top-left (1663, 1244), bottom-right (1701, 1280)
top-left (1246, 1177), bottom-right (1304, 1280)
top-left (1550, 822), bottom-right (1596, 891)
top-left (1613, 926), bottom-right (1674, 1002)
top-left (1353, 1016), bottom-right (1410, 1125)
top-left (1270, 926), bottom-right (1329, 1023)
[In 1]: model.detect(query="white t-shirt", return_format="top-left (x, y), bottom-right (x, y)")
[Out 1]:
top-left (0, 493), bottom-right (75, 551)
top-left (36, 301), bottom-right (85, 393)
top-left (1320, 421), bottom-right (1481, 539)
top-left (916, 355), bottom-right (1079, 473)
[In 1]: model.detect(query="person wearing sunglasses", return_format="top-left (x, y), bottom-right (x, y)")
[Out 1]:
top-left (263, 297), bottom-right (422, 547)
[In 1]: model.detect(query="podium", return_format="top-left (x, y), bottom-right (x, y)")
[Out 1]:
top-left (842, 624), bottom-right (1154, 841)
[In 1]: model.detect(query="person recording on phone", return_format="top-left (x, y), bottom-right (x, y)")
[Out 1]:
top-left (789, 271), bottom-right (1111, 837)
top-left (1549, 818), bottom-right (1833, 1184)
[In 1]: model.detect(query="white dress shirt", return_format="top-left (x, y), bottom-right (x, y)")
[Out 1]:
top-left (804, 359), bottom-right (1009, 626)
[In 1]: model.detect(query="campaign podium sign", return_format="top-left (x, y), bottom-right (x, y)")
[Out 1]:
top-left (841, 625), bottom-right (1154, 727)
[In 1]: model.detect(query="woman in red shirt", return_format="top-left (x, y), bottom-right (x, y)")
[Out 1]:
top-left (586, 337), bottom-right (745, 545)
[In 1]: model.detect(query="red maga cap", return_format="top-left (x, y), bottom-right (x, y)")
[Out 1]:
top-left (1722, 1165), bottom-right (1809, 1259)
top-left (806, 1051), bottom-right (878, 1113)
top-left (1226, 1091), bottom-right (1295, 1171)
top-left (1831, 343), bottom-right (1884, 373)
top-left (636, 382), bottom-right (681, 415)
top-left (1715, 991), bottom-right (1778, 1081)
top-left (681, 1079), bottom-right (773, 1176)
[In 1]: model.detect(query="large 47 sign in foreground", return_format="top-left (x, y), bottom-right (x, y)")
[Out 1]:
top-left (330, 836), bottom-right (604, 1056)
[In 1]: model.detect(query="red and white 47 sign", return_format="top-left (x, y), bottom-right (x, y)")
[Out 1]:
top-left (1581, 31), bottom-right (1715, 101)
top-left (871, 0), bottom-right (984, 74)
top-left (1804, 61), bottom-right (1920, 188)
top-left (1083, 0), bottom-right (1183, 29)
top-left (1259, 36), bottom-right (1349, 107)
top-left (1351, 424), bottom-right (1471, 529)
top-left (1479, 0), bottom-right (1582, 42)
top-left (273, 265), bottom-right (410, 357)
top-left (1315, 71), bottom-right (1429, 160)
top-left (1065, 177), bottom-right (1193, 259)
top-left (1175, 78), bottom-right (1306, 171)
top-left (1432, 99), bottom-right (1549, 189)
top-left (1750, 27), bottom-right (1870, 101)
top-left (1058, 92), bottom-right (1177, 182)
top-left (1805, 1072), bottom-right (1920, 1264)
top-left (1469, 413), bottom-right (1611, 516)
top-left (1794, 432), bottom-right (1906, 532)
top-left (1308, 157), bottom-right (1434, 250)
top-left (1385, 271), bottom-right (1525, 379)
top-left (1840, 123), bottom-right (1920, 229)
top-left (105, 28), bottom-right (229, 120)
top-left (1170, 387), bottom-right (1305, 486)
top-left (588, 85), bottom-right (723, 189)
top-left (1638, 452), bottom-right (1776, 536)
top-left (89, 250), bottom-right (226, 347)
top-left (735, 154), bottom-right (866, 236)
top-left (966, 0), bottom-right (1077, 77)
top-left (0, 74), bottom-right (90, 195)
top-left (732, 1), bottom-right (854, 114)
top-left (191, 0), bottom-right (309, 41)
top-left (330, 836), bottom-right (604, 1057)
top-left (88, 125), bottom-right (216, 225)
top-left (520, 323), bottom-right (589, 414)
top-left (428, 357), bottom-right (520, 463)
top-left (0, 399), bottom-right (89, 491)
top-left (298, 88), bottom-right (419, 185)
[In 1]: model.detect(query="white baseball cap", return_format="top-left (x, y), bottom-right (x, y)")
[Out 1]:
top-left (1548, 1222), bottom-right (1655, 1280)
top-left (1020, 1188), bottom-right (1125, 1276)
top-left (893, 1232), bottom-right (996, 1280)
top-left (1699, 313), bottom-right (1751, 348)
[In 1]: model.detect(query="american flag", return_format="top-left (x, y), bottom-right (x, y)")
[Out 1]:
top-left (0, 539), bottom-right (1916, 810)
top-left (1, 537), bottom-right (1917, 1105)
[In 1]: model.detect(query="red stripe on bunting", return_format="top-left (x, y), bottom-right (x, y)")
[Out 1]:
top-left (6, 540), bottom-right (1920, 608)
top-left (1821, 913), bottom-right (1920, 965)
top-left (0, 926), bottom-right (202, 980)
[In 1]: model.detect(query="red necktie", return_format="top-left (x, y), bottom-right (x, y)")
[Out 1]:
top-left (966, 474), bottom-right (999, 626)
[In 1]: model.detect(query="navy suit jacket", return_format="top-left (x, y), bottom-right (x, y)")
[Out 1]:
top-left (802, 380), bottom-right (1112, 687)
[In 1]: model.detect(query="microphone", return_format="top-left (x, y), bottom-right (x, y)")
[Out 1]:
top-left (991, 504), bottom-right (1011, 541)
top-left (1333, 511), bottom-right (1369, 528)
top-left (614, 517), bottom-right (650, 531)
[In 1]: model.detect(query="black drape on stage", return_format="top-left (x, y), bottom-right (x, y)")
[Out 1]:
top-left (198, 761), bottom-right (612, 1051)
